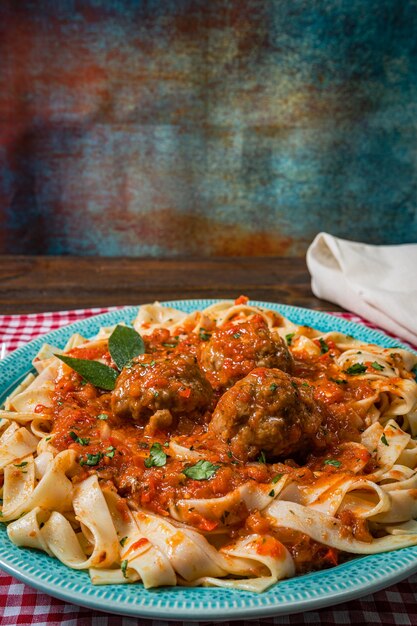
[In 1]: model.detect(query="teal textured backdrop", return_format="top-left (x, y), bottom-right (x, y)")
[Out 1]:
top-left (1, 0), bottom-right (417, 256)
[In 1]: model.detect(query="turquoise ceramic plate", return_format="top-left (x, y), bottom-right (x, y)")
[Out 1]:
top-left (1, 300), bottom-right (417, 621)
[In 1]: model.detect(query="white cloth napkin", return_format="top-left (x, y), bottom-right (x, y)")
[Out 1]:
top-left (306, 232), bottom-right (417, 346)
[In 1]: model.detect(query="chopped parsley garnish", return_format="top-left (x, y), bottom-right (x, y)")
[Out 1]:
top-left (97, 413), bottom-right (108, 420)
top-left (233, 332), bottom-right (241, 339)
top-left (106, 446), bottom-right (116, 458)
top-left (272, 473), bottom-right (283, 483)
top-left (199, 329), bottom-right (211, 341)
top-left (45, 436), bottom-right (51, 441)
top-left (330, 377), bottom-right (347, 385)
top-left (344, 363), bottom-right (367, 375)
top-left (69, 431), bottom-right (90, 446)
top-left (121, 559), bottom-right (128, 578)
top-left (268, 489), bottom-right (275, 497)
top-left (14, 461), bottom-right (28, 468)
top-left (120, 536), bottom-right (128, 547)
top-left (319, 338), bottom-right (329, 354)
top-left (257, 450), bottom-right (267, 464)
top-left (144, 443), bottom-right (167, 468)
top-left (381, 434), bottom-right (389, 446)
top-left (80, 452), bottom-right (103, 467)
top-left (324, 459), bottom-right (342, 468)
top-left (183, 460), bottom-right (220, 480)
top-left (227, 451), bottom-right (233, 458)
top-left (285, 333), bottom-right (295, 346)
top-left (371, 362), bottom-right (384, 371)
top-left (269, 383), bottom-right (278, 392)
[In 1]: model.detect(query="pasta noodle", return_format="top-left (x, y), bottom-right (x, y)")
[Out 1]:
top-left (2, 297), bottom-right (417, 592)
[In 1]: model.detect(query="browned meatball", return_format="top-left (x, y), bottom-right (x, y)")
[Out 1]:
top-left (208, 368), bottom-right (323, 461)
top-left (199, 314), bottom-right (293, 391)
top-left (112, 353), bottom-right (213, 422)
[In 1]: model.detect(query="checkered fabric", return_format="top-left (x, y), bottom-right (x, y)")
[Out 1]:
top-left (1, 307), bottom-right (417, 626)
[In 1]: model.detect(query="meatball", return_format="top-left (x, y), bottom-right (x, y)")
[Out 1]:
top-left (199, 314), bottom-right (293, 391)
top-left (111, 353), bottom-right (213, 423)
top-left (208, 368), bottom-right (323, 461)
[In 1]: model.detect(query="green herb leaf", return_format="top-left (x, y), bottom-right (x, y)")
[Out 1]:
top-left (272, 473), bottom-right (283, 483)
top-left (269, 383), bottom-right (278, 392)
top-left (324, 459), bottom-right (342, 468)
top-left (144, 443), bottom-right (167, 468)
top-left (257, 450), bottom-right (267, 464)
top-left (199, 329), bottom-right (211, 341)
top-left (371, 362), bottom-right (384, 371)
top-left (108, 325), bottom-right (145, 371)
top-left (344, 363), bottom-right (367, 376)
top-left (80, 452), bottom-right (103, 467)
top-left (381, 434), bottom-right (389, 446)
top-left (14, 461), bottom-right (28, 468)
top-left (330, 377), bottom-right (347, 385)
top-left (233, 332), bottom-right (241, 339)
top-left (319, 338), bottom-right (329, 354)
top-left (97, 413), bottom-right (108, 420)
top-left (268, 489), bottom-right (275, 497)
top-left (121, 559), bottom-right (128, 578)
top-left (69, 431), bottom-right (90, 446)
top-left (285, 333), bottom-right (295, 346)
top-left (106, 446), bottom-right (116, 458)
top-left (56, 354), bottom-right (118, 391)
top-left (183, 460), bottom-right (220, 480)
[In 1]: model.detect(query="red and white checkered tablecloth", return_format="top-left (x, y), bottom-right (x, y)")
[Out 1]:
top-left (1, 307), bottom-right (417, 626)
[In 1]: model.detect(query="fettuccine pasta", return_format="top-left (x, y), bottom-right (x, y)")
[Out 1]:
top-left (2, 297), bottom-right (417, 592)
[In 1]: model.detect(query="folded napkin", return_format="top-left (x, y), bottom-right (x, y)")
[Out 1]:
top-left (306, 232), bottom-right (417, 346)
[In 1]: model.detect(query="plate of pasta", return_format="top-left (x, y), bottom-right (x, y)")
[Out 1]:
top-left (1, 298), bottom-right (417, 620)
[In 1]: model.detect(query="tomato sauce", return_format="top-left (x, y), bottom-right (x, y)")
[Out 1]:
top-left (48, 318), bottom-right (379, 552)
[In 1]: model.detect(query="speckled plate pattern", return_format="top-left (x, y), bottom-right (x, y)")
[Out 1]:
top-left (1, 300), bottom-right (417, 621)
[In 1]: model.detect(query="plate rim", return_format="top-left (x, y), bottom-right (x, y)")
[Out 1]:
top-left (0, 299), bottom-right (416, 621)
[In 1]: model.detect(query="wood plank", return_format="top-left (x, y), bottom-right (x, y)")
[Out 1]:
top-left (0, 256), bottom-right (341, 314)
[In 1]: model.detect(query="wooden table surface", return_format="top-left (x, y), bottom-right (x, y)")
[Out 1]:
top-left (0, 256), bottom-right (340, 314)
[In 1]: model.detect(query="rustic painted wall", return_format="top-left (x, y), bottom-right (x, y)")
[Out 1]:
top-left (1, 0), bottom-right (417, 256)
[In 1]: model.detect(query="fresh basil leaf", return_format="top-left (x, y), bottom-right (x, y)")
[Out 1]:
top-left (144, 443), bottom-right (167, 468)
top-left (183, 459), bottom-right (220, 480)
top-left (381, 434), bottom-right (389, 446)
top-left (344, 363), bottom-right (367, 375)
top-left (108, 325), bottom-right (145, 371)
top-left (56, 354), bottom-right (118, 391)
